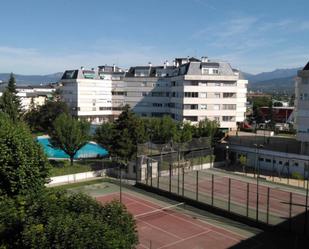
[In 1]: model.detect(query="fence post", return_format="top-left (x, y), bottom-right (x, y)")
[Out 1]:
top-left (177, 151), bottom-right (180, 195)
top-left (145, 166), bottom-right (148, 185)
top-left (305, 175), bottom-right (309, 235)
top-left (157, 161), bottom-right (160, 188)
top-left (228, 178), bottom-right (231, 212)
top-left (211, 174), bottom-right (214, 206)
top-left (150, 161), bottom-right (153, 187)
top-left (182, 166), bottom-right (185, 197)
top-left (246, 183), bottom-right (249, 217)
top-left (289, 192), bottom-right (292, 232)
top-left (266, 187), bottom-right (270, 224)
top-left (169, 164), bottom-right (172, 193)
top-left (196, 171), bottom-right (199, 201)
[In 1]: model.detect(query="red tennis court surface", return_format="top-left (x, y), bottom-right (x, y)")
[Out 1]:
top-left (96, 192), bottom-right (261, 249)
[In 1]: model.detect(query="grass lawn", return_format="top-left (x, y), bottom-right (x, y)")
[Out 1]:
top-left (49, 160), bottom-right (95, 177)
top-left (49, 159), bottom-right (118, 177)
top-left (50, 178), bottom-right (107, 191)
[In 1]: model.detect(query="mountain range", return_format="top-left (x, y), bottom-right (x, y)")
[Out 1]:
top-left (0, 67), bottom-right (303, 93)
top-left (0, 72), bottom-right (63, 85)
top-left (243, 67), bottom-right (301, 93)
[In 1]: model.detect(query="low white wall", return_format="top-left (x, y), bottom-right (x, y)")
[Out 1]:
top-left (48, 170), bottom-right (106, 186)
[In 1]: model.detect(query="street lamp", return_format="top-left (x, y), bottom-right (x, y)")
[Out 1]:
top-left (225, 145), bottom-right (229, 168)
top-left (254, 143), bottom-right (263, 222)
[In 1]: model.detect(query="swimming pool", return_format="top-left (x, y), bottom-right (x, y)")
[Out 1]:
top-left (37, 137), bottom-right (108, 159)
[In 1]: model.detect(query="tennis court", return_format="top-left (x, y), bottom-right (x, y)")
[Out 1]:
top-left (96, 192), bottom-right (261, 249)
top-left (144, 168), bottom-right (309, 233)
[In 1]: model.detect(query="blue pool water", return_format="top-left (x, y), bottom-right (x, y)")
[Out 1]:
top-left (37, 137), bottom-right (108, 159)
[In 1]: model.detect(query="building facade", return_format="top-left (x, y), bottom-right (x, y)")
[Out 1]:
top-left (60, 66), bottom-right (125, 123)
top-left (295, 62), bottom-right (309, 154)
top-left (60, 57), bottom-right (247, 130)
top-left (124, 57), bottom-right (247, 130)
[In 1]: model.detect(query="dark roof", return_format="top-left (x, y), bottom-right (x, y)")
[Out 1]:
top-left (303, 62), bottom-right (309, 71)
top-left (189, 57), bottom-right (201, 62)
top-left (200, 62), bottom-right (220, 68)
top-left (61, 70), bottom-right (78, 80)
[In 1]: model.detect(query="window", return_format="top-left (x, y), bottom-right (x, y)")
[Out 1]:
top-left (142, 92), bottom-right (148, 97)
top-left (151, 92), bottom-right (165, 97)
top-left (200, 104), bottom-right (207, 110)
top-left (213, 69), bottom-right (219, 74)
top-left (99, 107), bottom-right (112, 111)
top-left (259, 157), bottom-right (264, 161)
top-left (215, 82), bottom-right (221, 86)
top-left (279, 161), bottom-right (283, 165)
top-left (265, 159), bottom-right (271, 163)
top-left (199, 92), bottom-right (207, 98)
top-left (190, 81), bottom-right (199, 86)
top-left (214, 116), bottom-right (220, 122)
top-left (223, 92), bottom-right (236, 98)
top-left (214, 93), bottom-right (220, 98)
top-left (183, 104), bottom-right (198, 110)
top-left (213, 104), bottom-right (220, 110)
top-left (222, 116), bottom-right (235, 122)
top-left (183, 116), bottom-right (198, 122)
top-left (199, 81), bottom-right (207, 86)
top-left (222, 104), bottom-right (236, 110)
top-left (152, 103), bottom-right (163, 107)
top-left (294, 162), bottom-right (299, 167)
top-left (184, 92), bottom-right (198, 98)
top-left (202, 68), bottom-right (209, 75)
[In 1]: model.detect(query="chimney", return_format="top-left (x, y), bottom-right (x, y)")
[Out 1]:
top-left (166, 60), bottom-right (169, 67)
top-left (201, 56), bottom-right (209, 62)
top-left (148, 62), bottom-right (152, 67)
top-left (81, 66), bottom-right (84, 70)
top-left (113, 64), bottom-right (116, 72)
top-left (163, 61), bottom-right (166, 69)
top-left (173, 60), bottom-right (176, 67)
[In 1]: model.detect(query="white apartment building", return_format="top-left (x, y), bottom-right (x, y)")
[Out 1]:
top-left (295, 62), bottom-right (309, 154)
top-left (60, 57), bottom-right (247, 130)
top-left (125, 57), bottom-right (247, 130)
top-left (0, 84), bottom-right (55, 111)
top-left (60, 66), bottom-right (125, 123)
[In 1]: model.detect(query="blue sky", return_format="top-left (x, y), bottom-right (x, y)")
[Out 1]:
top-left (0, 0), bottom-right (308, 74)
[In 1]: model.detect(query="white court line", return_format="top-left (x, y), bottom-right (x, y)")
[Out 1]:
top-left (137, 219), bottom-right (182, 240)
top-left (157, 230), bottom-right (211, 249)
top-left (124, 193), bottom-right (247, 242)
top-left (138, 243), bottom-right (149, 249)
top-left (98, 192), bottom-right (261, 247)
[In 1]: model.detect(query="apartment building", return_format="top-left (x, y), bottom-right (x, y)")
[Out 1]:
top-left (0, 84), bottom-right (55, 111)
top-left (295, 61), bottom-right (309, 154)
top-left (125, 57), bottom-right (247, 130)
top-left (60, 66), bottom-right (125, 123)
top-left (60, 57), bottom-right (247, 130)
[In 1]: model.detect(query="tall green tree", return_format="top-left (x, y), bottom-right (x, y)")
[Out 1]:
top-left (94, 122), bottom-right (115, 154)
top-left (0, 113), bottom-right (50, 197)
top-left (49, 114), bottom-right (90, 165)
top-left (25, 100), bottom-right (69, 132)
top-left (0, 190), bottom-right (138, 249)
top-left (0, 73), bottom-right (22, 122)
